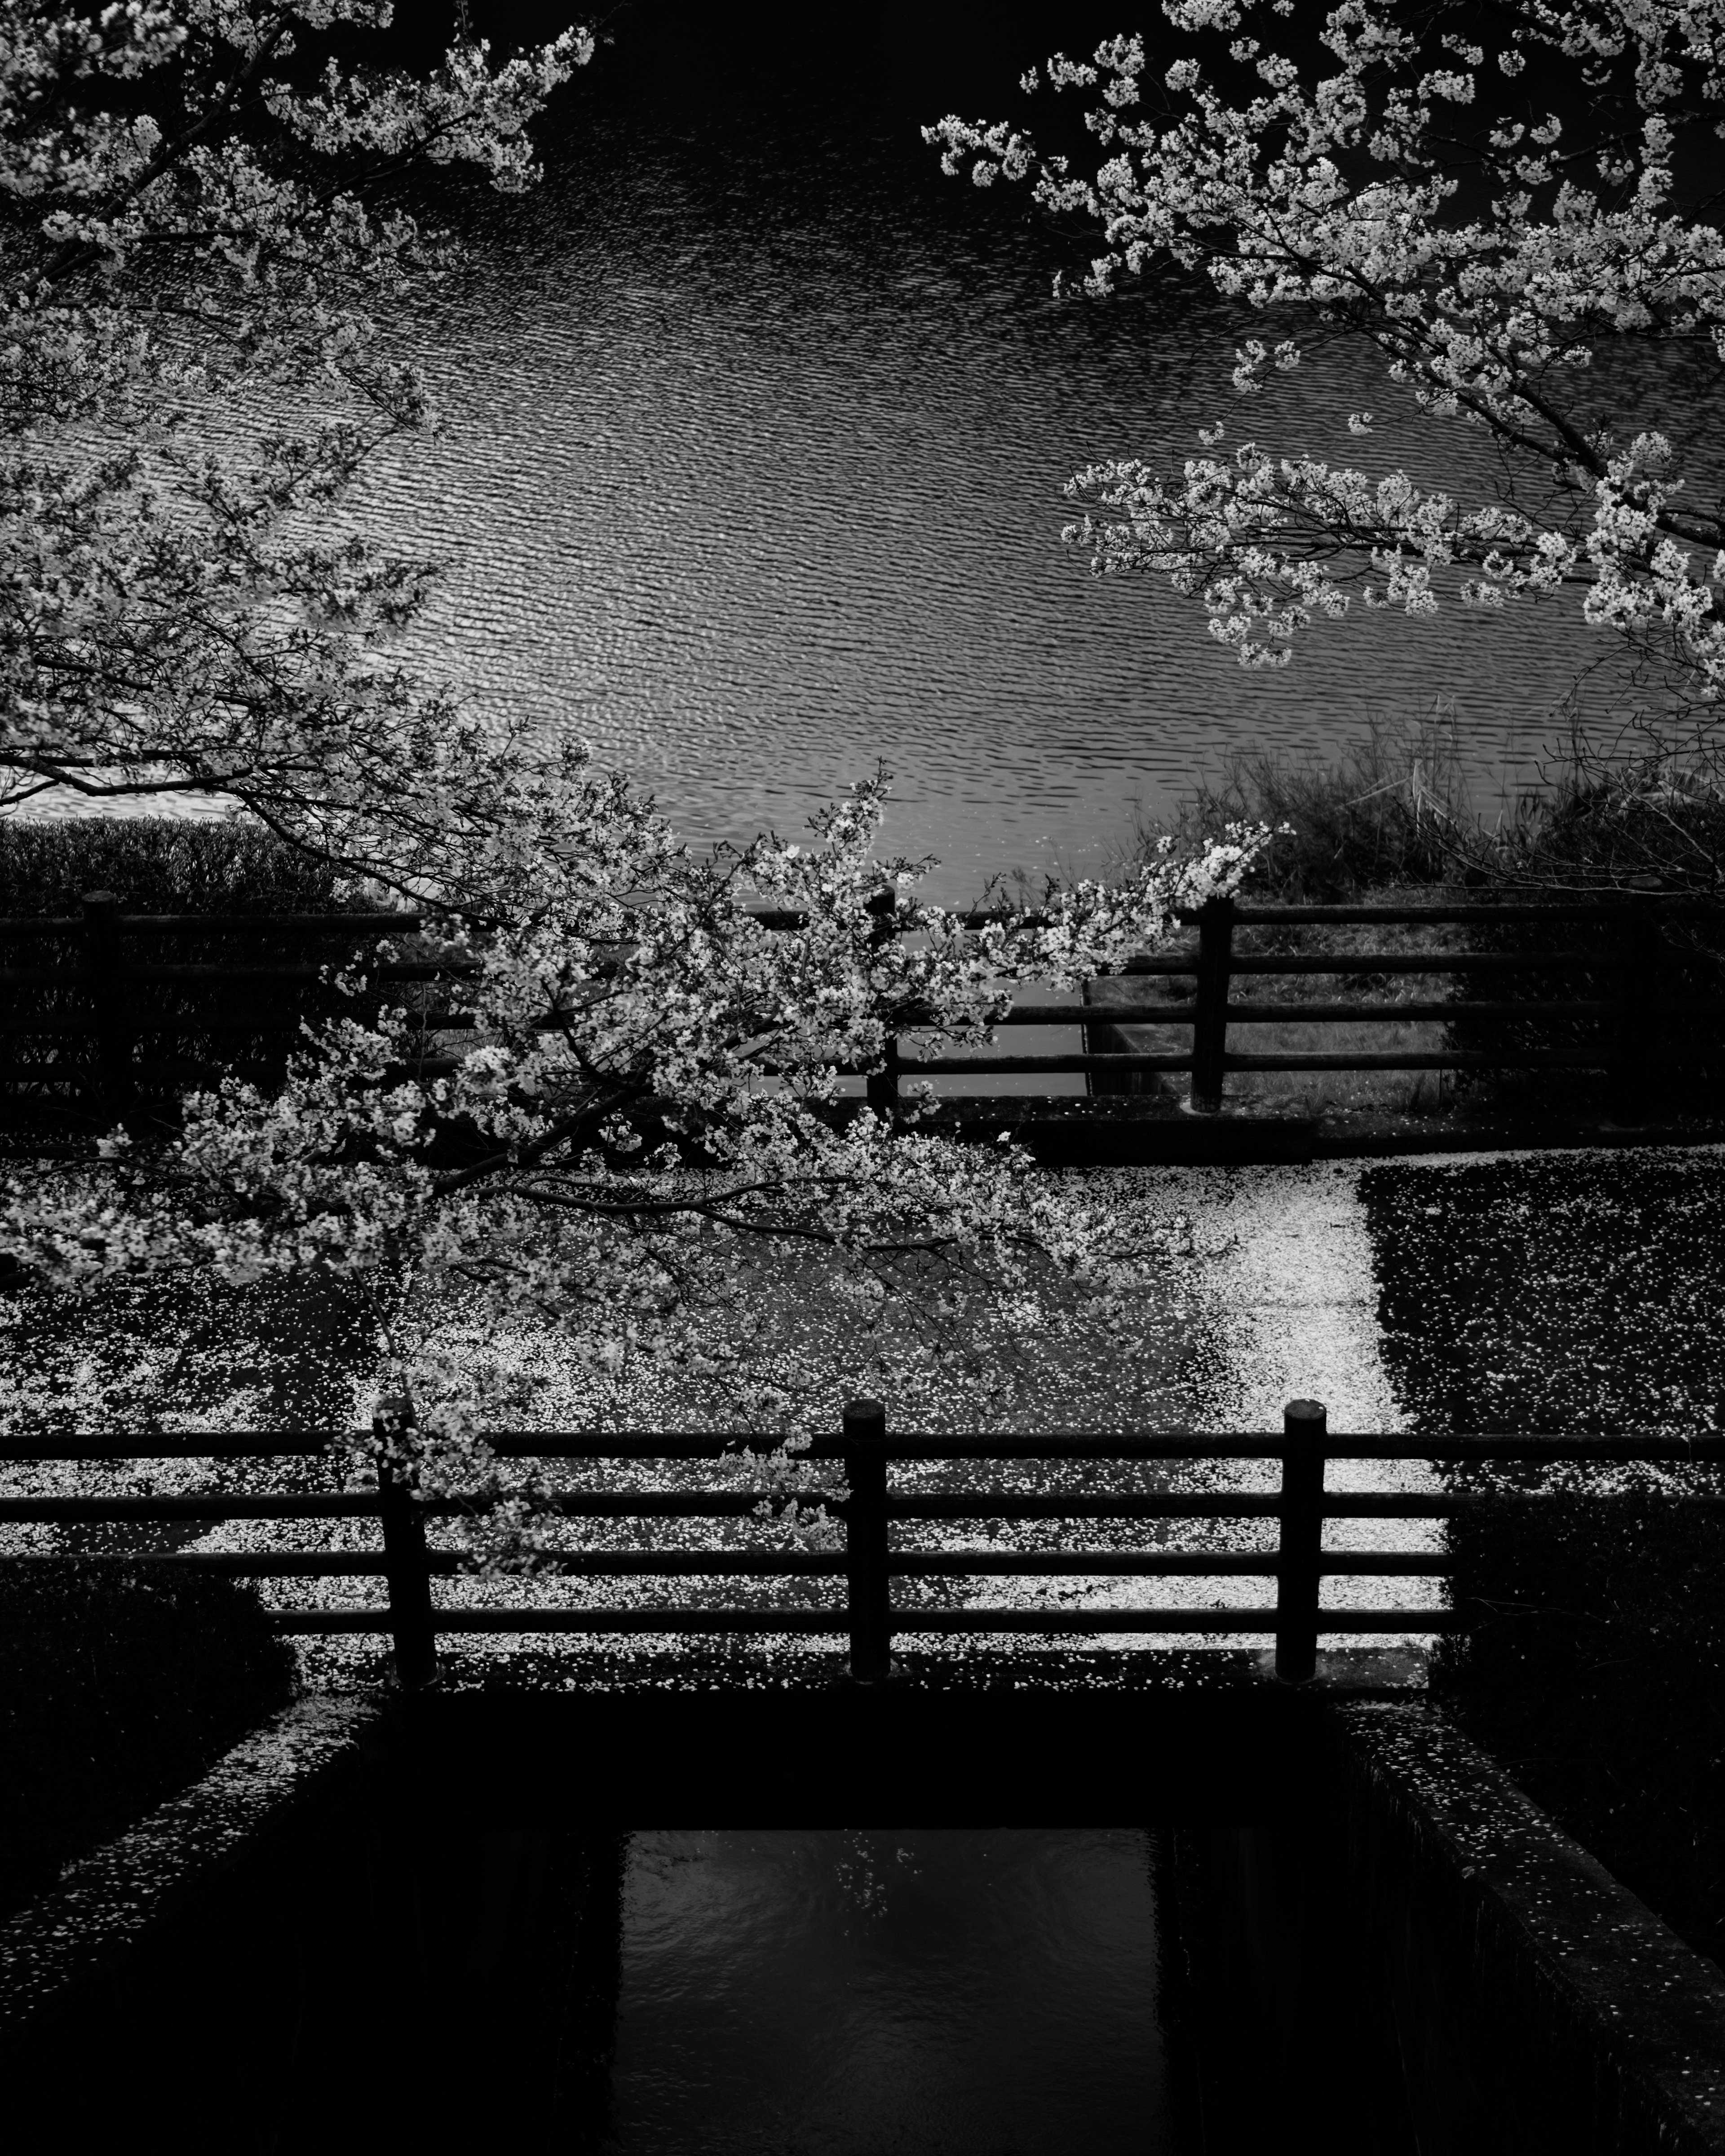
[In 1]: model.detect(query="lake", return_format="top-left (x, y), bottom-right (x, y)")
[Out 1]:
top-left (298, 44), bottom-right (1605, 910)
top-left (12, 17), bottom-right (1647, 907)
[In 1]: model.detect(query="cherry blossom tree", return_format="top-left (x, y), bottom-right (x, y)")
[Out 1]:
top-left (0, 7), bottom-right (1289, 1560)
top-left (0, 0), bottom-right (596, 895)
top-left (924, 1), bottom-right (1725, 727)
top-left (3, 756), bottom-right (1278, 1560)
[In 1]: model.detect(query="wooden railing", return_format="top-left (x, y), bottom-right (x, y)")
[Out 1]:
top-left (0, 893), bottom-right (435, 1132)
top-left (4, 1399), bottom-right (1721, 1688)
top-left (3, 888), bottom-right (1723, 1131)
top-left (1103, 893), bottom-right (1725, 1117)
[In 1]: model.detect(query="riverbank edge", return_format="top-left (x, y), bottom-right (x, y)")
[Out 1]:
top-left (0, 1688), bottom-right (389, 2039)
top-left (1331, 1696), bottom-right (1725, 2156)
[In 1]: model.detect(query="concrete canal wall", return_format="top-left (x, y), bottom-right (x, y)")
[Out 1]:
top-left (7, 1676), bottom-right (1725, 2153)
top-left (1331, 1697), bottom-right (1725, 2156)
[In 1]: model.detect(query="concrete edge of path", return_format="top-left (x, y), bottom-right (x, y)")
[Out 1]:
top-left (0, 1688), bottom-right (391, 2036)
top-left (1334, 1698), bottom-right (1725, 2156)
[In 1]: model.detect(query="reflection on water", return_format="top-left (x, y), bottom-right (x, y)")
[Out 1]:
top-left (605, 1826), bottom-right (1167, 2155)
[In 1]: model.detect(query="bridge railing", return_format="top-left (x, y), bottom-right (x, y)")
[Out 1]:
top-left (5, 1399), bottom-right (1721, 1687)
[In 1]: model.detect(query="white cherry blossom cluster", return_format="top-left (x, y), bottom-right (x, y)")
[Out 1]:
top-left (924, 0), bottom-right (1725, 700)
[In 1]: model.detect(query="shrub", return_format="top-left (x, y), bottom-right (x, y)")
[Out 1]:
top-left (0, 818), bottom-right (390, 1143)
top-left (0, 816), bottom-right (358, 915)
top-left (0, 1557), bottom-right (297, 1920)
top-left (1366, 1148), bottom-right (1725, 1962)
top-left (1468, 744), bottom-right (1725, 900)
top-left (1443, 764), bottom-right (1725, 1122)
top-left (1114, 708), bottom-right (1471, 904)
top-left (1096, 713), bottom-right (1475, 1120)
top-left (1113, 715), bottom-right (1725, 1124)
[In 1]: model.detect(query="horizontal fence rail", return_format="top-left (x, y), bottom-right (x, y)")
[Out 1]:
top-left (3, 1399), bottom-right (1720, 1687)
top-left (2, 888), bottom-right (1723, 1133)
top-left (1071, 890), bottom-right (1725, 1116)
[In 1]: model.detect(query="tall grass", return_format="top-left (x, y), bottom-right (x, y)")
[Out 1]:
top-left (0, 818), bottom-right (391, 1144)
top-left (1470, 698), bottom-right (1725, 898)
top-left (1109, 705), bottom-right (1478, 904)
top-left (1086, 711), bottom-right (1477, 1121)
top-left (1092, 706), bottom-right (1725, 1124)
top-left (1080, 907), bottom-right (1470, 1122)
top-left (0, 816), bottom-right (355, 915)
top-left (1120, 697), bottom-right (1725, 907)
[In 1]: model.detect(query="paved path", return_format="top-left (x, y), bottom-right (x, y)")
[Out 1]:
top-left (180, 1156), bottom-right (1455, 1675)
top-left (15, 1144), bottom-right (1725, 1683)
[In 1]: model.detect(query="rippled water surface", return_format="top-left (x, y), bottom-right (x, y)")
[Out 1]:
top-left (606, 1826), bottom-right (1166, 2155)
top-left (135, 54), bottom-right (1668, 901)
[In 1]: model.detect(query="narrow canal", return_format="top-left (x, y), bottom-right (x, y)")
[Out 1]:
top-left (577, 1818), bottom-right (1417, 2155)
top-left (610, 1826), bottom-right (1168, 2153)
top-left (58, 1772), bottom-right (1416, 2153)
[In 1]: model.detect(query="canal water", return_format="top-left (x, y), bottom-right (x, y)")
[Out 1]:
top-left (607, 1826), bottom-right (1166, 2154)
top-left (66, 11), bottom-right (1641, 911)
top-left (402, 1818), bottom-right (1415, 2156)
top-left (14, 1696), bottom-right (1425, 2154)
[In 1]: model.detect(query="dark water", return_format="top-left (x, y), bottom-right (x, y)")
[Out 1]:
top-left (606, 1827), bottom-right (1165, 2154)
top-left (234, 50), bottom-right (1617, 908)
top-left (10, 1785), bottom-right (1424, 2155)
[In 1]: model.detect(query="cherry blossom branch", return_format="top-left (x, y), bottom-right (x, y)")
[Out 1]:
top-left (924, 0), bottom-right (1725, 694)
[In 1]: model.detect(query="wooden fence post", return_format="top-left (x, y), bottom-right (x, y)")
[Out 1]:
top-left (1610, 884), bottom-right (1666, 1126)
top-left (1275, 1397), bottom-right (1326, 1683)
top-left (1187, 896), bottom-right (1235, 1115)
top-left (843, 1396), bottom-right (893, 1683)
top-left (865, 889), bottom-right (900, 1123)
top-left (372, 1394), bottom-right (438, 1688)
top-left (81, 890), bottom-right (133, 1134)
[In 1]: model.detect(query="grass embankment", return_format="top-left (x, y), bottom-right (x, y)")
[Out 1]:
top-left (1101, 716), bottom-right (1470, 1122)
top-left (1362, 1149), bottom-right (1725, 1970)
top-left (1072, 897), bottom-right (1472, 1125)
top-left (0, 820), bottom-right (394, 1919)
top-left (0, 817), bottom-right (391, 1149)
top-left (0, 1266), bottom-right (372, 1921)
